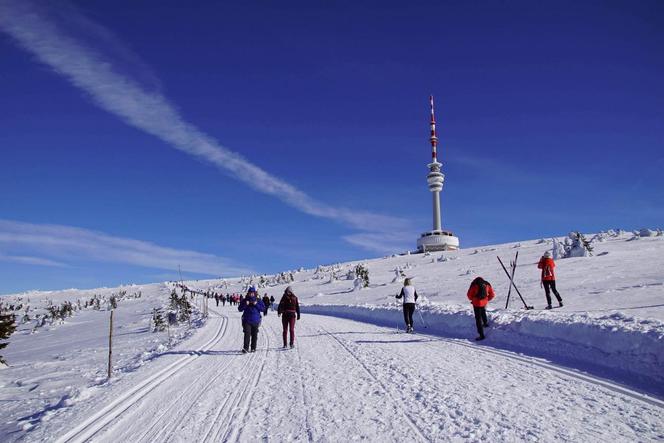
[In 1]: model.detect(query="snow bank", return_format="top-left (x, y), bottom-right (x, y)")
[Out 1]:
top-left (302, 303), bottom-right (664, 396)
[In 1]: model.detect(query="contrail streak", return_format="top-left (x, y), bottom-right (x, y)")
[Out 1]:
top-left (0, 0), bottom-right (407, 240)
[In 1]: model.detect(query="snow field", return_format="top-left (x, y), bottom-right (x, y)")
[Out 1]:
top-left (0, 283), bottom-right (206, 438)
top-left (1, 230), bottom-right (663, 441)
top-left (302, 303), bottom-right (664, 397)
top-left (30, 308), bottom-right (664, 442)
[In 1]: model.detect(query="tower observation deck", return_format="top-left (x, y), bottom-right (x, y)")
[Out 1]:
top-left (416, 96), bottom-right (459, 252)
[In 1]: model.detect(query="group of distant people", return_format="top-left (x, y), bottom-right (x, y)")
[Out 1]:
top-left (190, 251), bottom-right (563, 351)
top-left (195, 287), bottom-right (294, 353)
top-left (396, 251), bottom-right (564, 341)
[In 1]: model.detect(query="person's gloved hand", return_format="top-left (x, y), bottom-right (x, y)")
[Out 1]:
top-left (297, 315), bottom-right (301, 320)
top-left (278, 313), bottom-right (281, 317)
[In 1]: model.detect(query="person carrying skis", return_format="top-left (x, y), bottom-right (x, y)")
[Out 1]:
top-left (262, 293), bottom-right (270, 316)
top-left (538, 251), bottom-right (563, 309)
top-left (277, 286), bottom-right (300, 348)
top-left (396, 278), bottom-right (418, 333)
top-left (238, 287), bottom-right (265, 353)
top-left (467, 276), bottom-right (495, 341)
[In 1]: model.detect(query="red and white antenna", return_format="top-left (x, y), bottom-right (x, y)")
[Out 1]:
top-left (429, 95), bottom-right (438, 161)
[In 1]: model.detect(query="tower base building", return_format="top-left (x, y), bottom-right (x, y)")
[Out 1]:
top-left (417, 230), bottom-right (459, 252)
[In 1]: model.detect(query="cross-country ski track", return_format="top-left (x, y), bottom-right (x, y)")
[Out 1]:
top-left (38, 307), bottom-right (663, 442)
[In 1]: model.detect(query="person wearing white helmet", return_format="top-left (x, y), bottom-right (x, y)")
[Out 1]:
top-left (538, 251), bottom-right (563, 309)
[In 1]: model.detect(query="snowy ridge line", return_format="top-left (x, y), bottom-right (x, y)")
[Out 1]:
top-left (318, 325), bottom-right (429, 442)
top-left (202, 321), bottom-right (270, 443)
top-left (301, 304), bottom-right (664, 399)
top-left (54, 314), bottom-right (229, 443)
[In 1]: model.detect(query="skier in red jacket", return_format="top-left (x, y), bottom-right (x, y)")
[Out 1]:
top-left (538, 251), bottom-right (563, 309)
top-left (467, 277), bottom-right (495, 341)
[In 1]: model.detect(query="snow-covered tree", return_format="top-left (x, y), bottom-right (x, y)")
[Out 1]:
top-left (391, 267), bottom-right (406, 283)
top-left (169, 289), bottom-right (179, 312)
top-left (354, 264), bottom-right (370, 288)
top-left (563, 232), bottom-right (593, 258)
top-left (152, 308), bottom-right (166, 332)
top-left (639, 228), bottom-right (657, 237)
top-left (178, 294), bottom-right (192, 322)
top-left (0, 312), bottom-right (17, 365)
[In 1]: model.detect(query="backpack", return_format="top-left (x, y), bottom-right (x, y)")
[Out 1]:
top-left (476, 279), bottom-right (488, 300)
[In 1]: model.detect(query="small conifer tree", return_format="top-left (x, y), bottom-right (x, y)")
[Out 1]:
top-left (152, 308), bottom-right (166, 332)
top-left (178, 294), bottom-right (192, 322)
top-left (0, 312), bottom-right (17, 365)
top-left (354, 264), bottom-right (370, 288)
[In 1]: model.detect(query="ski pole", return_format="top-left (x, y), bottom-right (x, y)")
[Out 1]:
top-left (417, 307), bottom-right (428, 328)
top-left (505, 251), bottom-right (519, 309)
top-left (497, 256), bottom-right (533, 310)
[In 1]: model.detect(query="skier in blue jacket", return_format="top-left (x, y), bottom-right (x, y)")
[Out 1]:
top-left (238, 287), bottom-right (265, 353)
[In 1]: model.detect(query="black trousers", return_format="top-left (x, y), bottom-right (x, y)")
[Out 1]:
top-left (242, 321), bottom-right (260, 351)
top-left (402, 303), bottom-right (415, 328)
top-left (543, 280), bottom-right (562, 306)
top-left (473, 306), bottom-right (488, 337)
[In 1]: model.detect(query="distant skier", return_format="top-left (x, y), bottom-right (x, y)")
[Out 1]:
top-left (270, 295), bottom-right (275, 311)
top-left (238, 287), bottom-right (265, 353)
top-left (538, 251), bottom-right (563, 309)
top-left (221, 294), bottom-right (226, 307)
top-left (214, 294), bottom-right (220, 307)
top-left (277, 286), bottom-right (300, 348)
top-left (467, 277), bottom-right (495, 341)
top-left (262, 293), bottom-right (270, 316)
top-left (396, 278), bottom-right (418, 333)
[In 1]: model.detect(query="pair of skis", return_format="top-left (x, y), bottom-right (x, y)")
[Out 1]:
top-left (497, 251), bottom-right (534, 310)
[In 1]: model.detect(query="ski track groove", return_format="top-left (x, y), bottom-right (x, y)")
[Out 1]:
top-left (201, 320), bottom-right (270, 443)
top-left (295, 342), bottom-right (315, 443)
top-left (133, 315), bottom-right (237, 442)
top-left (195, 353), bottom-right (255, 443)
top-left (225, 325), bottom-right (270, 443)
top-left (444, 337), bottom-right (664, 409)
top-left (54, 313), bottom-right (229, 443)
top-left (317, 325), bottom-right (429, 443)
top-left (417, 333), bottom-right (664, 409)
top-left (320, 311), bottom-right (664, 409)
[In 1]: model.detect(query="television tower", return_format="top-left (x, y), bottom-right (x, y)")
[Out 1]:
top-left (417, 96), bottom-right (459, 252)
top-left (427, 95), bottom-right (444, 231)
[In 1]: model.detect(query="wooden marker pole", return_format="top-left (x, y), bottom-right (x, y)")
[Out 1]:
top-left (107, 310), bottom-right (114, 379)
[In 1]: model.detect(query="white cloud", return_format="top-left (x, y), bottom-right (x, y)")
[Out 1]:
top-left (0, 219), bottom-right (254, 276)
top-left (342, 232), bottom-right (414, 255)
top-left (0, 0), bottom-right (410, 244)
top-left (0, 252), bottom-right (66, 267)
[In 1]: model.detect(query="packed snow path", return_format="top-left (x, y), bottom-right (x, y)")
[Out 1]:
top-left (39, 308), bottom-right (663, 442)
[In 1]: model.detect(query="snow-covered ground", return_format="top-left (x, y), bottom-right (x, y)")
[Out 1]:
top-left (1, 230), bottom-right (663, 441)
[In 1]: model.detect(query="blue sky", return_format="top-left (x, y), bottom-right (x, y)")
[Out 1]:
top-left (1, 0), bottom-right (662, 294)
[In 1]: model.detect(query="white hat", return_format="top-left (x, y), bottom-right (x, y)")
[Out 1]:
top-left (543, 251), bottom-right (552, 258)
